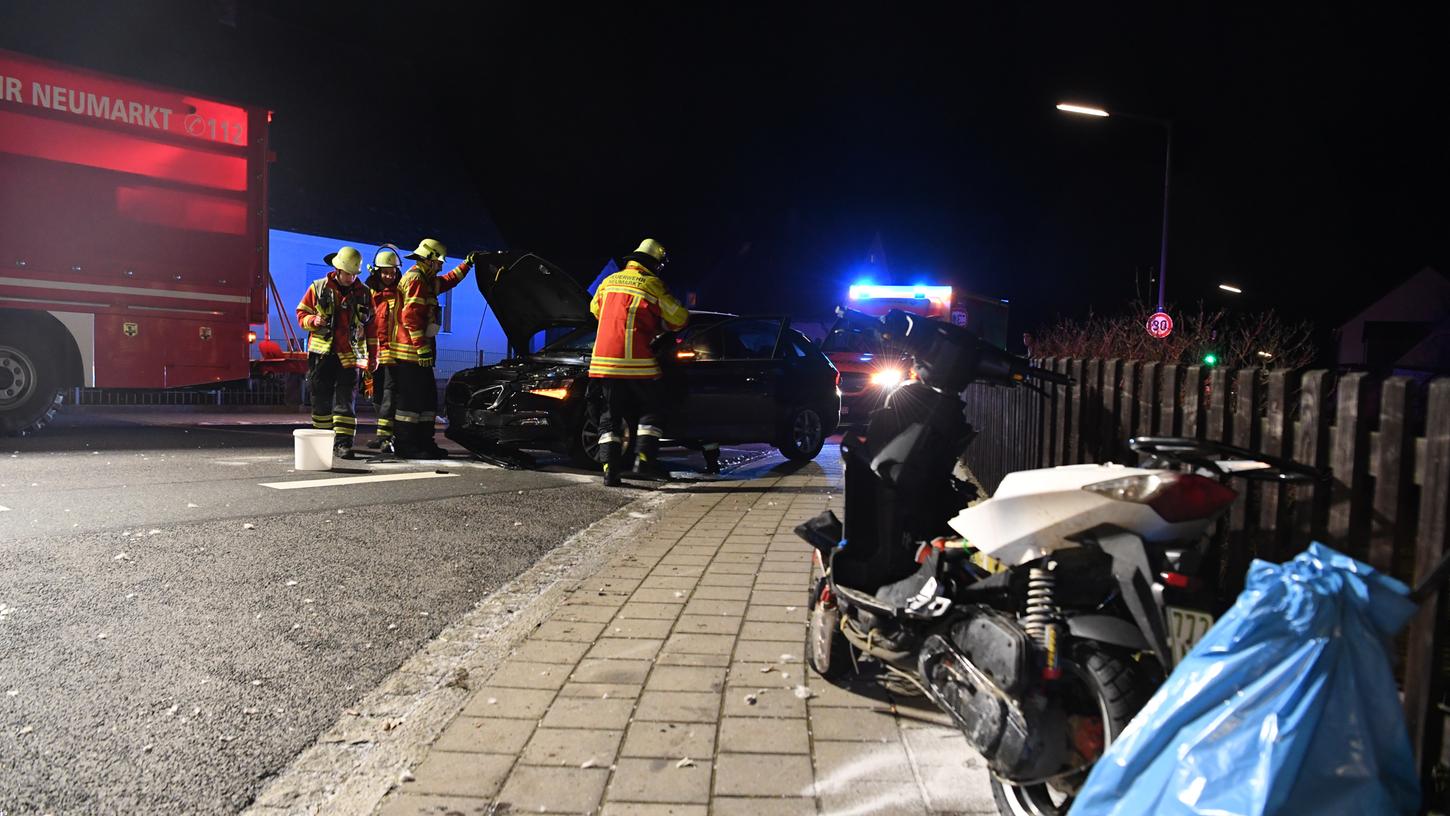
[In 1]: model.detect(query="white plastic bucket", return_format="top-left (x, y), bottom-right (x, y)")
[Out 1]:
top-left (293, 429), bottom-right (334, 471)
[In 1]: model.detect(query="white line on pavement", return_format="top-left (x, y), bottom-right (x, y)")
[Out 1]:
top-left (259, 472), bottom-right (459, 490)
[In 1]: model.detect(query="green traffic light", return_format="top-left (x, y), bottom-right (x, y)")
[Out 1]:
top-left (1202, 353), bottom-right (1219, 366)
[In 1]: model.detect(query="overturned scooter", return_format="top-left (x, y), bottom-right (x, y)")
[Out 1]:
top-left (796, 311), bottom-right (1325, 816)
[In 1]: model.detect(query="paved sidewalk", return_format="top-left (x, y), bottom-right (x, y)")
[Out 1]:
top-left (374, 452), bottom-right (996, 815)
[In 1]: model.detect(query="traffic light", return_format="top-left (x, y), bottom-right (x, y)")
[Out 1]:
top-left (1202, 352), bottom-right (1219, 366)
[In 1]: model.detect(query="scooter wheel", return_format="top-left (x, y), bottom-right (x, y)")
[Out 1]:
top-left (806, 576), bottom-right (852, 681)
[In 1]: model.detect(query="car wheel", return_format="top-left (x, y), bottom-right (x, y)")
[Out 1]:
top-left (777, 405), bottom-right (826, 461)
top-left (567, 401), bottom-right (604, 470)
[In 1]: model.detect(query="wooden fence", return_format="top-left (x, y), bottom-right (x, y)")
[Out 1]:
top-left (961, 359), bottom-right (1450, 790)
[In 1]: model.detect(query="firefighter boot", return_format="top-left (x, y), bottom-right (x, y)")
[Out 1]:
top-left (333, 434), bottom-right (354, 460)
top-left (600, 441), bottom-right (622, 487)
top-left (365, 438), bottom-right (383, 450)
top-left (391, 423), bottom-right (423, 459)
top-left (633, 435), bottom-right (671, 480)
top-left (417, 423), bottom-right (449, 459)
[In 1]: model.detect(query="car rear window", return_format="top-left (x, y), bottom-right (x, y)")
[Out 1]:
top-left (728, 320), bottom-right (783, 359)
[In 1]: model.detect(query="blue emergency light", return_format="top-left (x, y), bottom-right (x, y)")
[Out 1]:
top-left (848, 284), bottom-right (953, 302)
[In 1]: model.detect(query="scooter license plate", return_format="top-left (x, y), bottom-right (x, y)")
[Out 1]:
top-left (1166, 606), bottom-right (1214, 663)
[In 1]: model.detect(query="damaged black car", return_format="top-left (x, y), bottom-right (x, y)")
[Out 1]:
top-left (444, 252), bottom-right (841, 468)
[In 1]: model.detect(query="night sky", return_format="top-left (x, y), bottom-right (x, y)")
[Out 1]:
top-left (3, 2), bottom-right (1447, 351)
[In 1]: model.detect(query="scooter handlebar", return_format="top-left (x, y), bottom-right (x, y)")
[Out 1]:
top-left (881, 309), bottom-right (1071, 390)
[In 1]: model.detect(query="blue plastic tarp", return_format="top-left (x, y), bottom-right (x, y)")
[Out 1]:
top-left (1070, 542), bottom-right (1421, 816)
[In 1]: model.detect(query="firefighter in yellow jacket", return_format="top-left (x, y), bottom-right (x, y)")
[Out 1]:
top-left (389, 238), bottom-right (478, 458)
top-left (296, 246), bottom-right (373, 458)
top-left (589, 238), bottom-right (689, 485)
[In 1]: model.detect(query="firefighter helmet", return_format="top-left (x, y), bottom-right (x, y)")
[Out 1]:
top-left (406, 238), bottom-right (447, 262)
top-left (372, 247), bottom-right (401, 270)
top-left (324, 246), bottom-right (363, 275)
top-left (624, 238), bottom-right (667, 273)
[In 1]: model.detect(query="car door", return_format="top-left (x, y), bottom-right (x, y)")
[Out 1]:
top-left (669, 317), bottom-right (785, 441)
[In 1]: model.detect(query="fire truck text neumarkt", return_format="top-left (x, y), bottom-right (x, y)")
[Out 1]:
top-left (0, 75), bottom-right (174, 130)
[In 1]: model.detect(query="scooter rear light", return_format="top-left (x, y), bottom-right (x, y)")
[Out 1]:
top-left (1083, 472), bottom-right (1238, 523)
top-left (1160, 571), bottom-right (1201, 590)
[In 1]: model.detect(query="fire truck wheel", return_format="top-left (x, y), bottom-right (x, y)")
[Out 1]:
top-left (0, 331), bottom-right (63, 437)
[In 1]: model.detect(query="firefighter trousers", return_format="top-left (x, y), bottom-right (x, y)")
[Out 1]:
top-left (393, 361), bottom-right (438, 446)
top-left (307, 352), bottom-right (358, 439)
top-left (371, 365), bottom-right (398, 439)
top-left (597, 378), bottom-right (663, 462)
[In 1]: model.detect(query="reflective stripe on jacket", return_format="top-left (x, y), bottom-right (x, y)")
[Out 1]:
top-left (588, 262), bottom-right (688, 379)
top-left (391, 263), bottom-right (469, 367)
top-left (296, 272), bottom-right (372, 369)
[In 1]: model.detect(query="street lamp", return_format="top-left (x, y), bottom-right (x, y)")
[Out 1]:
top-left (1218, 283), bottom-right (1243, 294)
top-left (1058, 101), bottom-right (1174, 312)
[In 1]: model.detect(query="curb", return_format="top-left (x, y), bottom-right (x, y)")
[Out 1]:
top-left (243, 487), bottom-right (683, 815)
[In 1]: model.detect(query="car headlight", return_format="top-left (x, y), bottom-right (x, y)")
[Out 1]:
top-left (870, 368), bottom-right (904, 388)
top-left (523, 378), bottom-right (573, 400)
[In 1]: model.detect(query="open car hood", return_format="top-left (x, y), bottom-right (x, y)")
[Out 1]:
top-left (474, 251), bottom-right (594, 351)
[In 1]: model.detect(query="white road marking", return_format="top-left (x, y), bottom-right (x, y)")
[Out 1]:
top-left (260, 472), bottom-right (459, 491)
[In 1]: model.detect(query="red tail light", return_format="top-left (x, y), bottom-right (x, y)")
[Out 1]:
top-left (1083, 472), bottom-right (1238, 523)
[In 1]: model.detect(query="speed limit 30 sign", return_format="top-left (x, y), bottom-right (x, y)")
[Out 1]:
top-left (1146, 311), bottom-right (1174, 339)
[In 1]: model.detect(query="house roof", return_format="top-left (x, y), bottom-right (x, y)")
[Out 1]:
top-left (1337, 267), bottom-right (1450, 331)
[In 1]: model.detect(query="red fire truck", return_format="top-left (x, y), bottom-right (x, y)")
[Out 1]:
top-left (0, 48), bottom-right (281, 435)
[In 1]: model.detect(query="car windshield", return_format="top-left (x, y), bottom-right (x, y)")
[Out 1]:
top-left (821, 328), bottom-right (880, 355)
top-left (536, 325), bottom-right (597, 355)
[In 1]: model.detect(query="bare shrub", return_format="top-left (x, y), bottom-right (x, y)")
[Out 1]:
top-left (1030, 301), bottom-right (1314, 370)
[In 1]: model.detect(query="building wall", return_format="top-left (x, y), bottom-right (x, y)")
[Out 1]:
top-left (255, 229), bottom-right (512, 379)
top-left (1337, 268), bottom-right (1450, 367)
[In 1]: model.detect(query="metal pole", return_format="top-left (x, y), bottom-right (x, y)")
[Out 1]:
top-left (1156, 122), bottom-right (1173, 311)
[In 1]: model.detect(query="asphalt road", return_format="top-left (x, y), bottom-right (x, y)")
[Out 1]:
top-left (0, 410), bottom-right (764, 815)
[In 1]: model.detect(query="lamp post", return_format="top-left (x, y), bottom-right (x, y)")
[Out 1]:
top-left (1057, 103), bottom-right (1174, 312)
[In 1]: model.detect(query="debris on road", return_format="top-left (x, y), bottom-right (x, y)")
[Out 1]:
top-left (286, 580), bottom-right (298, 587)
top-left (113, 552), bottom-right (130, 561)
top-left (793, 685), bottom-right (815, 700)
top-left (743, 693), bottom-right (758, 706)
top-left (581, 758), bottom-right (598, 769)
top-left (18, 725), bottom-right (33, 736)
top-left (675, 757), bottom-right (695, 768)
top-left (399, 769), bottom-right (415, 783)
top-left (628, 511), bottom-right (650, 519)
top-left (444, 668), bottom-right (469, 690)
top-left (242, 523), bottom-right (256, 530)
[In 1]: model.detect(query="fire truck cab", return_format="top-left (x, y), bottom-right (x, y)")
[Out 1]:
top-left (821, 284), bottom-right (953, 423)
